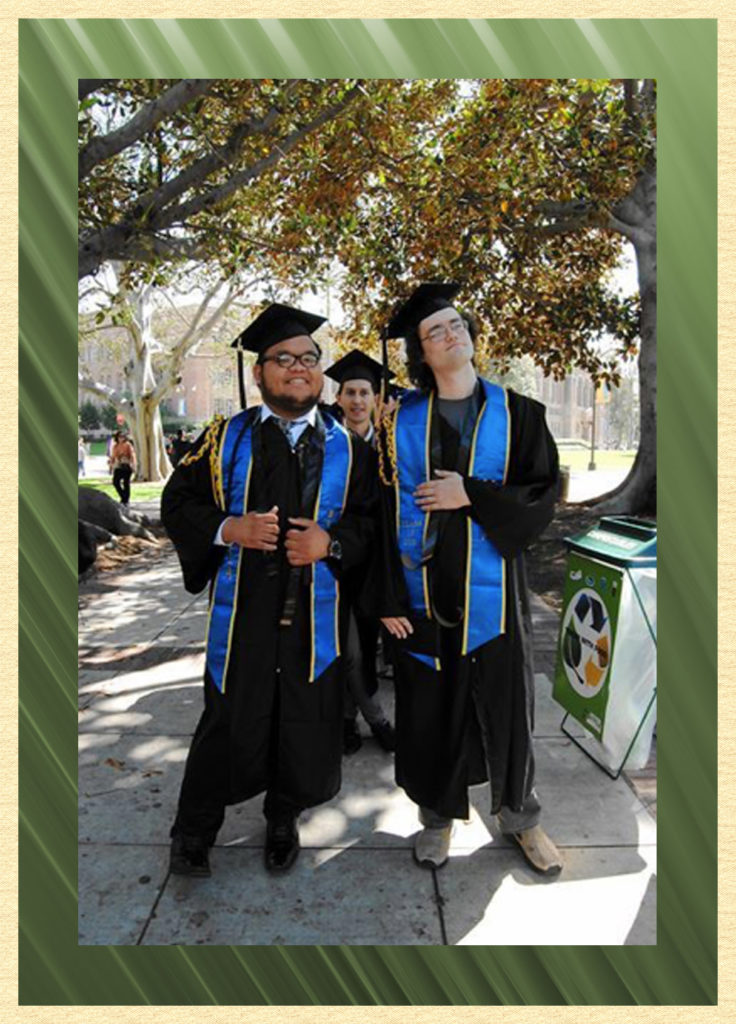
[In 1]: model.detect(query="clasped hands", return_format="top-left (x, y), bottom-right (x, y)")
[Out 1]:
top-left (221, 506), bottom-right (330, 566)
top-left (382, 471), bottom-right (470, 640)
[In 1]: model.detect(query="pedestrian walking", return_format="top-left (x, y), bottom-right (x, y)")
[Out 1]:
top-left (109, 431), bottom-right (136, 506)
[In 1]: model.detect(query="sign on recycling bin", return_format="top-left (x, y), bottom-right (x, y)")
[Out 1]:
top-left (554, 551), bottom-right (624, 741)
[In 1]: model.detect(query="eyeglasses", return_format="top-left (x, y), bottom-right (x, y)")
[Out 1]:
top-left (420, 317), bottom-right (469, 344)
top-left (261, 351), bottom-right (321, 369)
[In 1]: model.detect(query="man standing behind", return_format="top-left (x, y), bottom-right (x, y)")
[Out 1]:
top-left (378, 283), bottom-right (562, 877)
top-left (162, 304), bottom-right (376, 877)
top-left (325, 351), bottom-right (396, 756)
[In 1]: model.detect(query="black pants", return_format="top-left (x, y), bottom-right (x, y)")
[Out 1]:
top-left (112, 465), bottom-right (132, 504)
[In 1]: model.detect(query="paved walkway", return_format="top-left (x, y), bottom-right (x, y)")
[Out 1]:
top-left (78, 503), bottom-right (656, 946)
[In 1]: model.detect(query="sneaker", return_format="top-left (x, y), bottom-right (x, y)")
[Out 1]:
top-left (511, 825), bottom-right (563, 877)
top-left (413, 825), bottom-right (453, 869)
top-left (343, 718), bottom-right (362, 755)
top-left (169, 833), bottom-right (211, 877)
top-left (264, 816), bottom-right (300, 873)
top-left (369, 719), bottom-right (396, 752)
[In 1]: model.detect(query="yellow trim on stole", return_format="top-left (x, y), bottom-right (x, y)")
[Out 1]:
top-left (308, 482), bottom-right (322, 684)
top-left (221, 459), bottom-right (252, 695)
top-left (461, 396), bottom-right (485, 656)
top-left (421, 391), bottom-right (434, 618)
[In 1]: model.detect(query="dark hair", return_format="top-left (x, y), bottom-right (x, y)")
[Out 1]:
top-left (256, 340), bottom-right (323, 366)
top-left (403, 310), bottom-right (479, 390)
top-left (337, 376), bottom-right (379, 397)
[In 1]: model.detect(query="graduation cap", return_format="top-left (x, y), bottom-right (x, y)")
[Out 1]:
top-left (325, 350), bottom-right (394, 393)
top-left (231, 302), bottom-right (327, 409)
top-left (385, 282), bottom-right (461, 339)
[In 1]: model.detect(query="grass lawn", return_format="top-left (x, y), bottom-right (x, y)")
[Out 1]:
top-left (79, 477), bottom-right (167, 502)
top-left (557, 448), bottom-right (636, 472)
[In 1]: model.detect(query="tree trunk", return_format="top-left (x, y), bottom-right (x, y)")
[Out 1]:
top-left (592, 172), bottom-right (656, 516)
top-left (130, 395), bottom-right (171, 482)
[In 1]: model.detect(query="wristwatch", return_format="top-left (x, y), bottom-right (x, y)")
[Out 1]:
top-left (327, 535), bottom-right (343, 561)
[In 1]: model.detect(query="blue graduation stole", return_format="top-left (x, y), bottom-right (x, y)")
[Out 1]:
top-left (394, 379), bottom-right (510, 669)
top-left (205, 409), bottom-right (352, 692)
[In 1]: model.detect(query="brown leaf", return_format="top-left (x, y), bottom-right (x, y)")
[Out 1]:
top-left (104, 757), bottom-right (126, 771)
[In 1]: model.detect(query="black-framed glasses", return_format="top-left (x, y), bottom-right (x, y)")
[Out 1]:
top-left (261, 351), bottom-right (321, 369)
top-left (420, 317), bottom-right (469, 344)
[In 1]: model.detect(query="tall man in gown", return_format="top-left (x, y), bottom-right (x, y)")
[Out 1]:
top-left (162, 304), bottom-right (377, 876)
top-left (378, 283), bottom-right (563, 876)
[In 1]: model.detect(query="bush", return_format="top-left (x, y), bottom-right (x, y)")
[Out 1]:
top-left (100, 404), bottom-right (120, 431)
top-left (79, 400), bottom-right (101, 431)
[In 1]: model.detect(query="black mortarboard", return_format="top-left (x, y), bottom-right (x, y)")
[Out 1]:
top-left (231, 302), bottom-right (326, 410)
top-left (231, 302), bottom-right (327, 356)
top-left (325, 350), bottom-right (394, 392)
top-left (385, 282), bottom-right (461, 339)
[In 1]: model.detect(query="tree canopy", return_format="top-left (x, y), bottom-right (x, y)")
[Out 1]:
top-left (79, 78), bottom-right (656, 509)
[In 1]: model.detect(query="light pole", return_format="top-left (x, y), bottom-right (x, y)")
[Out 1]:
top-left (587, 399), bottom-right (597, 472)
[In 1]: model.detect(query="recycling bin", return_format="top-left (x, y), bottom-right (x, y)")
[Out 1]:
top-left (553, 516), bottom-right (657, 777)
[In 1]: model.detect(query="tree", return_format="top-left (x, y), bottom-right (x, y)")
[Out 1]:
top-left (78, 79), bottom-right (368, 281)
top-left (79, 263), bottom-right (257, 480)
top-left (80, 78), bottom-right (655, 510)
top-left (254, 78), bottom-right (654, 512)
top-left (78, 399), bottom-right (100, 431)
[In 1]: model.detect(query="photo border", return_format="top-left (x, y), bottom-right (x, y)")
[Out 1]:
top-left (17, 15), bottom-right (717, 1009)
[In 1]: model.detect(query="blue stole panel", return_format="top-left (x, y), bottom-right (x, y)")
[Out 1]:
top-left (205, 410), bottom-right (253, 693)
top-left (205, 410), bottom-right (352, 693)
top-left (310, 416), bottom-right (353, 682)
top-left (394, 379), bottom-right (510, 667)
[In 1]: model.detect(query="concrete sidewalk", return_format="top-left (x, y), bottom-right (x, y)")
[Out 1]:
top-left (78, 507), bottom-right (656, 946)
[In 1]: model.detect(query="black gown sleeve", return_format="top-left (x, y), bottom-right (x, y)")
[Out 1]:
top-left (160, 421), bottom-right (229, 594)
top-left (327, 434), bottom-right (378, 575)
top-left (463, 390), bottom-right (559, 559)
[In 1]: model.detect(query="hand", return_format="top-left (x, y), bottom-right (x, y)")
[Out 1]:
top-left (381, 616), bottom-right (414, 640)
top-left (413, 469), bottom-right (470, 512)
top-left (222, 506), bottom-right (280, 550)
top-left (374, 393), bottom-right (397, 423)
top-left (285, 517), bottom-right (331, 566)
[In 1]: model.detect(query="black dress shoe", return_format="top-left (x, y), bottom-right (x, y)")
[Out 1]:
top-left (264, 817), bottom-right (300, 873)
top-left (343, 718), bottom-right (363, 755)
top-left (370, 719), bottom-right (396, 752)
top-left (169, 833), bottom-right (211, 877)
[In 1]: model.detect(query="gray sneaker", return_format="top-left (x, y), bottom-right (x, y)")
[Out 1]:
top-left (413, 825), bottom-right (453, 869)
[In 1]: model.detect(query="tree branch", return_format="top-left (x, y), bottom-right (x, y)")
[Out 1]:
top-left (79, 79), bottom-right (216, 181)
top-left (153, 84), bottom-right (364, 232)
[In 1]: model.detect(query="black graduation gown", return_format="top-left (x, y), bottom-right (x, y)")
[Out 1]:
top-left (379, 386), bottom-right (559, 820)
top-left (161, 411), bottom-right (377, 838)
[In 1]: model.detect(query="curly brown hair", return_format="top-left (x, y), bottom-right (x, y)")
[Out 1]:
top-left (403, 310), bottom-right (480, 390)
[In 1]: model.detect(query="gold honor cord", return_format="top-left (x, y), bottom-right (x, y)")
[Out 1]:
top-left (377, 400), bottom-right (399, 486)
top-left (203, 416), bottom-right (232, 667)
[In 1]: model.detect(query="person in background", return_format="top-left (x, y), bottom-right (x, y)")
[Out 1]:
top-left (109, 431), bottom-right (136, 507)
top-left (170, 428), bottom-right (193, 468)
top-left (326, 351), bottom-right (396, 756)
top-left (78, 437), bottom-right (87, 478)
top-left (377, 282), bottom-right (562, 877)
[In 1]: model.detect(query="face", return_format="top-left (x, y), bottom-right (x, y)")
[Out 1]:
top-left (417, 307), bottom-right (474, 375)
top-left (336, 378), bottom-right (375, 431)
top-left (253, 334), bottom-right (323, 416)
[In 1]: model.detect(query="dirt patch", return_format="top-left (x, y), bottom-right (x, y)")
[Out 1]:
top-left (527, 502), bottom-right (613, 612)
